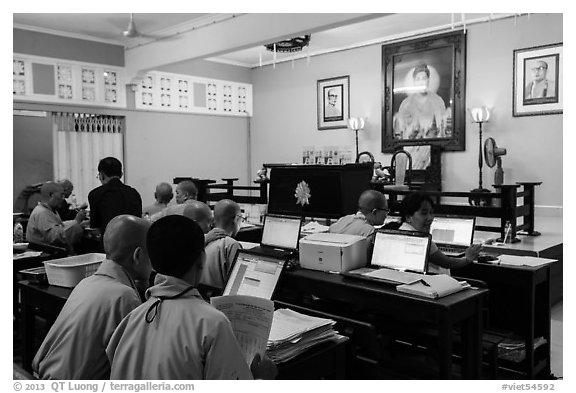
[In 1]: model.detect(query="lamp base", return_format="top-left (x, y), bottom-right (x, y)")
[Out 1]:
top-left (469, 187), bottom-right (492, 207)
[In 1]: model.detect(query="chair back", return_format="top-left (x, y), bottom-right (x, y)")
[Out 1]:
top-left (391, 150), bottom-right (412, 187)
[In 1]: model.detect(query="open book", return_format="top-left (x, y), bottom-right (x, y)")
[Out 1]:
top-left (396, 274), bottom-right (469, 299)
top-left (211, 295), bottom-right (274, 365)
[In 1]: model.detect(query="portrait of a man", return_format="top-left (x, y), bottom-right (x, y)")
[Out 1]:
top-left (317, 75), bottom-right (349, 130)
top-left (324, 86), bottom-right (343, 120)
top-left (393, 63), bottom-right (448, 140)
top-left (524, 56), bottom-right (558, 104)
top-left (391, 46), bottom-right (453, 141)
top-left (383, 31), bottom-right (466, 152)
top-left (513, 43), bottom-right (562, 117)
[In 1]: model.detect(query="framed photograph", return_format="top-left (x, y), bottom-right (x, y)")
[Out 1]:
top-left (382, 31), bottom-right (466, 152)
top-left (513, 43), bottom-right (562, 117)
top-left (317, 75), bottom-right (350, 130)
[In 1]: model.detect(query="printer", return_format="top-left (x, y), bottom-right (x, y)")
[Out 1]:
top-left (299, 233), bottom-right (368, 272)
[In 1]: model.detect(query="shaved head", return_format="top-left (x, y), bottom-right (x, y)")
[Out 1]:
top-left (214, 199), bottom-right (240, 228)
top-left (357, 190), bottom-right (388, 226)
top-left (57, 179), bottom-right (73, 198)
top-left (175, 181), bottom-right (198, 204)
top-left (212, 199), bottom-right (241, 236)
top-left (104, 215), bottom-right (151, 267)
top-left (41, 181), bottom-right (63, 198)
top-left (358, 190), bottom-right (387, 212)
top-left (154, 182), bottom-right (173, 204)
top-left (41, 181), bottom-right (65, 209)
top-left (182, 201), bottom-right (213, 234)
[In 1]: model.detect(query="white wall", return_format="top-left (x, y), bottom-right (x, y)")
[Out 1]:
top-left (250, 14), bottom-right (563, 210)
top-left (126, 59), bottom-right (253, 207)
top-left (124, 111), bottom-right (250, 207)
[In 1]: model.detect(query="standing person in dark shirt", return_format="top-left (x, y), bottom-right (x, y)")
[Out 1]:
top-left (88, 157), bottom-right (142, 240)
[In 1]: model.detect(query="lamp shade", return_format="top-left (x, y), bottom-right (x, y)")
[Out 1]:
top-left (348, 117), bottom-right (365, 131)
top-left (469, 106), bottom-right (490, 123)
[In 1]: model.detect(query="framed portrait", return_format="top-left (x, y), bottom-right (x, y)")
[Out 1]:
top-left (513, 43), bottom-right (562, 117)
top-left (317, 75), bottom-right (350, 130)
top-left (382, 31), bottom-right (466, 152)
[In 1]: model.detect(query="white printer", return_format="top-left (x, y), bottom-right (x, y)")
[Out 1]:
top-left (299, 233), bottom-right (368, 273)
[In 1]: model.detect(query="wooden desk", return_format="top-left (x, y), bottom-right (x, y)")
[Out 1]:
top-left (275, 336), bottom-right (349, 379)
top-left (18, 281), bottom-right (70, 372)
top-left (17, 280), bottom-right (348, 379)
top-left (276, 268), bottom-right (489, 379)
top-left (13, 252), bottom-right (55, 321)
top-left (474, 215), bottom-right (562, 305)
top-left (459, 261), bottom-right (553, 379)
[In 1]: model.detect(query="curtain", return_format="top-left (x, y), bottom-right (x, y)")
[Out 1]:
top-left (53, 112), bottom-right (124, 207)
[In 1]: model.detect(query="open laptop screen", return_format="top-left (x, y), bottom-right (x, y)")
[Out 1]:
top-left (370, 230), bottom-right (430, 274)
top-left (222, 251), bottom-right (286, 299)
top-left (430, 216), bottom-right (475, 247)
top-left (260, 214), bottom-right (302, 250)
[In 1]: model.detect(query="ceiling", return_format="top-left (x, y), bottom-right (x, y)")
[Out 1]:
top-left (14, 13), bottom-right (516, 68)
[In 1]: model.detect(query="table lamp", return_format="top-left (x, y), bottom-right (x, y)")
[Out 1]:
top-left (347, 117), bottom-right (365, 160)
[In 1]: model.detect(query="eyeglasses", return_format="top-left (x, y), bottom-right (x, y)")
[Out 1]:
top-left (532, 66), bottom-right (547, 72)
top-left (373, 207), bottom-right (389, 214)
top-left (236, 214), bottom-right (246, 222)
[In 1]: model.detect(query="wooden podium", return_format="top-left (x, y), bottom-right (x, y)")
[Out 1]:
top-left (265, 163), bottom-right (373, 219)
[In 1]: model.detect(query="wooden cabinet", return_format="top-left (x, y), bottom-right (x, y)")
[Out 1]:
top-left (266, 163), bottom-right (373, 219)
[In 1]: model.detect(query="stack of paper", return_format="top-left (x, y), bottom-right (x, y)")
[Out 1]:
top-left (396, 274), bottom-right (469, 299)
top-left (267, 308), bottom-right (340, 364)
top-left (497, 254), bottom-right (557, 267)
top-left (301, 221), bottom-right (330, 235)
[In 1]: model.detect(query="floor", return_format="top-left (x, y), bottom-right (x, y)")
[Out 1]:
top-left (550, 301), bottom-right (563, 378)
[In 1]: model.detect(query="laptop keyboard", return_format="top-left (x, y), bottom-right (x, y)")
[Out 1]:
top-left (364, 268), bottom-right (424, 284)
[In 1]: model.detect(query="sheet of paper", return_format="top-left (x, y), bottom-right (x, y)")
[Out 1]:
top-left (13, 251), bottom-right (43, 260)
top-left (211, 295), bottom-right (274, 365)
top-left (268, 308), bottom-right (334, 343)
top-left (301, 221), bottom-right (330, 234)
top-left (497, 254), bottom-right (557, 267)
top-left (238, 241), bottom-right (259, 250)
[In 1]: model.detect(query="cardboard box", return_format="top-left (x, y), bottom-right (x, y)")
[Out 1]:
top-left (299, 233), bottom-right (368, 272)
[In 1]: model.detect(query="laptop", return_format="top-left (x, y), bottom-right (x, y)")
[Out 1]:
top-left (430, 215), bottom-right (476, 257)
top-left (342, 229), bottom-right (431, 285)
top-left (222, 249), bottom-right (287, 299)
top-left (248, 214), bottom-right (302, 259)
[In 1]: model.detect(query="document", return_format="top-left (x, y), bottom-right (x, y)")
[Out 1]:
top-left (211, 295), bottom-right (274, 365)
top-left (267, 308), bottom-right (339, 363)
top-left (396, 274), bottom-right (467, 299)
top-left (301, 221), bottom-right (330, 235)
top-left (269, 308), bottom-right (335, 343)
top-left (13, 250), bottom-right (43, 260)
top-left (497, 254), bottom-right (557, 267)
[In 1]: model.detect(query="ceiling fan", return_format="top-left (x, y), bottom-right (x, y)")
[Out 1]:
top-left (122, 13), bottom-right (146, 38)
top-left (122, 13), bottom-right (175, 41)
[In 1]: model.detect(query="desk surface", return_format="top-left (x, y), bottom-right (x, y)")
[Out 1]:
top-left (282, 268), bottom-right (488, 315)
top-left (475, 216), bottom-right (562, 256)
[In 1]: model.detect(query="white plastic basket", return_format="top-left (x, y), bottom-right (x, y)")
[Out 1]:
top-left (44, 253), bottom-right (106, 288)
